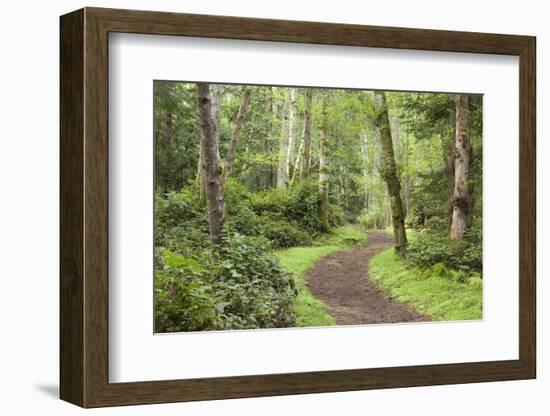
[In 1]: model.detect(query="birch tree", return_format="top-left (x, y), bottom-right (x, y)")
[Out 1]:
top-left (290, 89), bottom-right (313, 187)
top-left (319, 92), bottom-right (331, 232)
top-left (286, 88), bottom-right (298, 181)
top-left (277, 91), bottom-right (291, 189)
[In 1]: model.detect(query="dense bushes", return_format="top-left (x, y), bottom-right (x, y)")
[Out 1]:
top-left (157, 180), bottom-right (339, 251)
top-left (249, 179), bottom-right (343, 232)
top-left (155, 233), bottom-right (297, 333)
top-left (406, 225), bottom-right (482, 273)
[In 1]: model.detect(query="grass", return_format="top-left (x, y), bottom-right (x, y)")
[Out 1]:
top-left (369, 248), bottom-right (483, 321)
top-left (275, 226), bottom-right (367, 327)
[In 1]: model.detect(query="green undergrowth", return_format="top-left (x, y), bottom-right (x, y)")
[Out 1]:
top-left (369, 248), bottom-right (483, 321)
top-left (275, 226), bottom-right (366, 327)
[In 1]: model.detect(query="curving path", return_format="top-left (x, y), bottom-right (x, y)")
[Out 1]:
top-left (305, 231), bottom-right (429, 325)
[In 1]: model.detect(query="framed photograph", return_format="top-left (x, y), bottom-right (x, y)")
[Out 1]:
top-left (60, 7), bottom-right (536, 408)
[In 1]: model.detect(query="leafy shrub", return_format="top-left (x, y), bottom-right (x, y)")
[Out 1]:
top-left (155, 251), bottom-right (219, 332)
top-left (154, 233), bottom-right (297, 333)
top-left (406, 227), bottom-right (482, 273)
top-left (249, 180), bottom-right (341, 234)
top-left (155, 188), bottom-right (211, 253)
top-left (422, 216), bottom-right (448, 232)
top-left (285, 180), bottom-right (323, 230)
top-left (215, 233), bottom-right (297, 328)
top-left (155, 188), bottom-right (205, 230)
top-left (257, 215), bottom-right (312, 248)
top-left (329, 204), bottom-right (347, 227)
top-left (248, 188), bottom-right (290, 216)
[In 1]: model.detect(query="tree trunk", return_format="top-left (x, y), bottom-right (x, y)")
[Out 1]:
top-left (289, 138), bottom-right (304, 188)
top-left (319, 92), bottom-right (331, 232)
top-left (445, 102), bottom-right (456, 227)
top-left (197, 86), bottom-right (222, 202)
top-left (264, 88), bottom-right (274, 188)
top-left (290, 88), bottom-right (314, 187)
top-left (286, 88), bottom-right (298, 182)
top-left (300, 88), bottom-right (313, 179)
top-left (339, 166), bottom-right (349, 210)
top-left (403, 115), bottom-right (411, 218)
top-left (267, 87), bottom-right (276, 188)
top-left (450, 94), bottom-right (471, 241)
top-left (360, 132), bottom-right (370, 210)
top-left (197, 83), bottom-right (226, 252)
top-left (277, 91), bottom-right (291, 189)
top-left (222, 89), bottom-right (252, 185)
top-left (374, 91), bottom-right (407, 255)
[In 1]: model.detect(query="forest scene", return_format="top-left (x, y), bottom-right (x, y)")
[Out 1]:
top-left (154, 81), bottom-right (483, 333)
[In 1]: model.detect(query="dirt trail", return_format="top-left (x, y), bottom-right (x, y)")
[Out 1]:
top-left (305, 232), bottom-right (429, 325)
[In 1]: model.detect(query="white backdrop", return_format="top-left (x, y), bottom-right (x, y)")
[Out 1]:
top-left (0, 0), bottom-right (546, 415)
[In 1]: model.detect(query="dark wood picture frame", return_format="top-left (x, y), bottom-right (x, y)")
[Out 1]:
top-left (60, 7), bottom-right (536, 408)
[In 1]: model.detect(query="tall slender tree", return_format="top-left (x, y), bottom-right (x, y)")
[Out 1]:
top-left (300, 88), bottom-right (313, 180)
top-left (360, 132), bottom-right (370, 210)
top-left (197, 85), bottom-right (222, 202)
top-left (286, 88), bottom-right (298, 181)
top-left (374, 91), bottom-right (407, 255)
top-left (450, 94), bottom-right (471, 241)
top-left (445, 100), bottom-right (457, 227)
top-left (319, 92), bottom-right (331, 232)
top-left (277, 91), bottom-right (291, 189)
top-left (197, 83), bottom-right (226, 253)
top-left (222, 88), bottom-right (252, 185)
top-left (290, 89), bottom-right (314, 187)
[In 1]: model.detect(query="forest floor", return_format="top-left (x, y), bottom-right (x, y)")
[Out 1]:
top-left (305, 232), bottom-right (430, 325)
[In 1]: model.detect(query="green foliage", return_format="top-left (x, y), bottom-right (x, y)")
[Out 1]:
top-left (155, 188), bottom-right (210, 255)
top-left (406, 225), bottom-right (482, 272)
top-left (154, 82), bottom-right (199, 191)
top-left (215, 233), bottom-right (297, 329)
top-left (250, 180), bottom-right (344, 232)
top-left (369, 248), bottom-right (482, 321)
top-left (257, 215), bottom-right (313, 248)
top-left (156, 182), bottom-right (314, 251)
top-left (248, 188), bottom-right (290, 216)
top-left (286, 179), bottom-right (341, 230)
top-left (154, 251), bottom-right (219, 332)
top-left (155, 233), bottom-right (297, 333)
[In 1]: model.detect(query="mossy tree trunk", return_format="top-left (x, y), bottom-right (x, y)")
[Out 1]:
top-left (319, 92), bottom-right (331, 233)
top-left (197, 83), bottom-right (226, 253)
top-left (450, 94), bottom-right (471, 241)
top-left (374, 91), bottom-right (407, 255)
